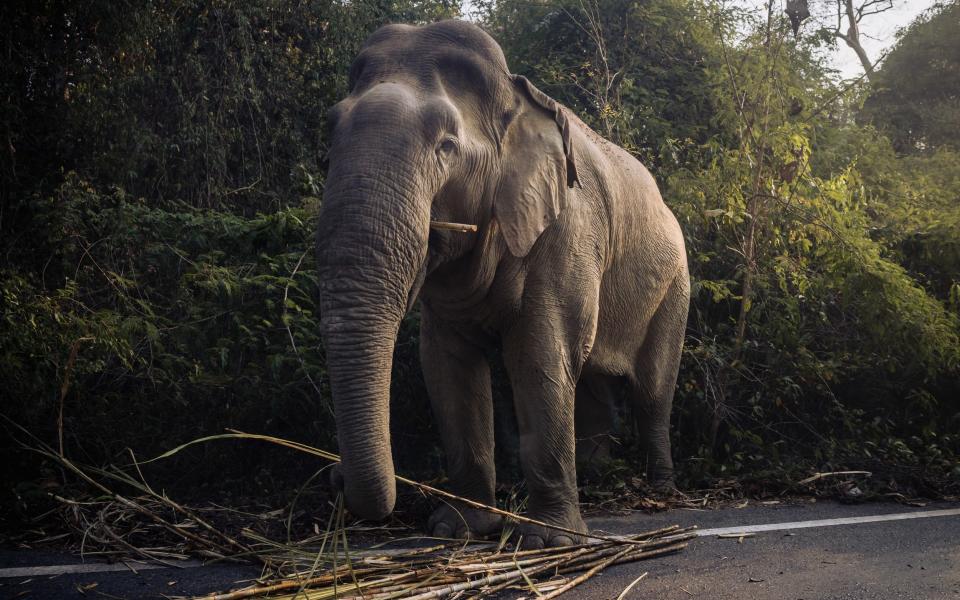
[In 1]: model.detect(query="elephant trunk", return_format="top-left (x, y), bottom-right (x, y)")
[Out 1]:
top-left (322, 313), bottom-right (400, 520)
top-left (316, 153), bottom-right (429, 521)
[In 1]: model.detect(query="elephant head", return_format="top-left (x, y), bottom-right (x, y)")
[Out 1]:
top-left (316, 20), bottom-right (577, 520)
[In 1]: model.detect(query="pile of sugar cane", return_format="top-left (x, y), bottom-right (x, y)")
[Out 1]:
top-left (199, 522), bottom-right (695, 600)
top-left (10, 422), bottom-right (694, 599)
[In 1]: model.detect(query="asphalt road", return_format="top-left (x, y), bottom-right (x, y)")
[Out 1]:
top-left (585, 500), bottom-right (960, 600)
top-left (2, 500), bottom-right (958, 599)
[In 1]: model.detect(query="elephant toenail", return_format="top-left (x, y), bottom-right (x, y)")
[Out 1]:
top-left (551, 535), bottom-right (574, 546)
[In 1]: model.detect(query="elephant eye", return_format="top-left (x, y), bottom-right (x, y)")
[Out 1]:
top-left (437, 138), bottom-right (457, 157)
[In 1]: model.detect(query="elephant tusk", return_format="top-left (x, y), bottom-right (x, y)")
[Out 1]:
top-left (429, 221), bottom-right (478, 233)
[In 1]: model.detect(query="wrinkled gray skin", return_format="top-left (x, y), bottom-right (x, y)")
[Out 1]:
top-left (316, 20), bottom-right (689, 549)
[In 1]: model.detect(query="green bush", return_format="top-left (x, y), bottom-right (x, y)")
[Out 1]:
top-left (2, 0), bottom-right (958, 512)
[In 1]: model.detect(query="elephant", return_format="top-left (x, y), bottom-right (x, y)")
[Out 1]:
top-left (316, 19), bottom-right (689, 548)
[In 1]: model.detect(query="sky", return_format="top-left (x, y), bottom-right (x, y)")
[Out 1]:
top-left (825, 0), bottom-right (937, 78)
top-left (730, 0), bottom-right (939, 78)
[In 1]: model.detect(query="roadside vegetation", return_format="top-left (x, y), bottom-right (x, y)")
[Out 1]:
top-left (2, 0), bottom-right (958, 532)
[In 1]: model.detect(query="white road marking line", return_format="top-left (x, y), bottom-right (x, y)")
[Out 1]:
top-left (696, 507), bottom-right (960, 537)
top-left (4, 509), bottom-right (958, 578)
top-left (0, 561), bottom-right (202, 578)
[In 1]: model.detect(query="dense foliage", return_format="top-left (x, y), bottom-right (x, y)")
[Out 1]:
top-left (862, 1), bottom-right (960, 154)
top-left (2, 0), bottom-right (958, 517)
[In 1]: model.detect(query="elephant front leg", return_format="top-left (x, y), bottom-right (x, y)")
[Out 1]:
top-left (503, 335), bottom-right (588, 549)
top-left (420, 307), bottom-right (501, 540)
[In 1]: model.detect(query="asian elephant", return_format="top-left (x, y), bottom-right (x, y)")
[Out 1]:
top-left (316, 20), bottom-right (689, 548)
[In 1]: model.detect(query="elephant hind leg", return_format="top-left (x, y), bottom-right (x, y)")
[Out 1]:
top-left (629, 271), bottom-right (689, 490)
top-left (574, 375), bottom-right (622, 475)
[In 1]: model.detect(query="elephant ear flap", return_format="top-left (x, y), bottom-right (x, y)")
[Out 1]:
top-left (512, 75), bottom-right (579, 188)
top-left (494, 76), bottom-right (579, 258)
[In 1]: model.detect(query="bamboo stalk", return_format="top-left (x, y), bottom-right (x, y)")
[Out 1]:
top-left (475, 524), bottom-right (685, 562)
top-left (467, 529), bottom-right (695, 573)
top-left (462, 526), bottom-right (686, 572)
top-left (396, 543), bottom-right (603, 600)
top-left (429, 221), bottom-right (478, 232)
top-left (194, 573), bottom-right (414, 600)
top-left (196, 518), bottom-right (689, 600)
top-left (557, 541), bottom-right (689, 574)
top-left (539, 545), bottom-right (634, 599)
top-left (470, 542), bottom-right (615, 600)
top-left (475, 541), bottom-right (686, 600)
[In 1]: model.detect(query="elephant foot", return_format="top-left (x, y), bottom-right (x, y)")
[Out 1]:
top-left (649, 477), bottom-right (677, 494)
top-left (647, 465), bottom-right (677, 495)
top-left (515, 508), bottom-right (588, 549)
top-left (648, 476), bottom-right (688, 504)
top-left (428, 502), bottom-right (503, 540)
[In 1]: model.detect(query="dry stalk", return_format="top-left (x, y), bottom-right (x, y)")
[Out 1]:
top-left (557, 541), bottom-right (689, 574)
top-left (615, 571), bottom-right (648, 600)
top-left (469, 534), bottom-right (688, 600)
top-left (195, 574), bottom-right (412, 600)
top-left (96, 514), bottom-right (185, 569)
top-left (797, 470), bottom-right (872, 485)
top-left (396, 545), bottom-right (596, 600)
top-left (10, 426), bottom-right (260, 565)
top-left (539, 545), bottom-right (634, 599)
top-left (89, 463), bottom-right (257, 562)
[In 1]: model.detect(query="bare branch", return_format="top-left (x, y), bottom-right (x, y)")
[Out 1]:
top-left (856, 0), bottom-right (894, 21)
top-left (820, 0), bottom-right (886, 80)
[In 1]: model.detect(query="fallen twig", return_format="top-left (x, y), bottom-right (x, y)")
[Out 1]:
top-left (797, 471), bottom-right (872, 486)
top-left (615, 572), bottom-right (648, 600)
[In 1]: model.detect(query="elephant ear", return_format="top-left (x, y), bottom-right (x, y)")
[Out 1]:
top-left (495, 75), bottom-right (579, 257)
